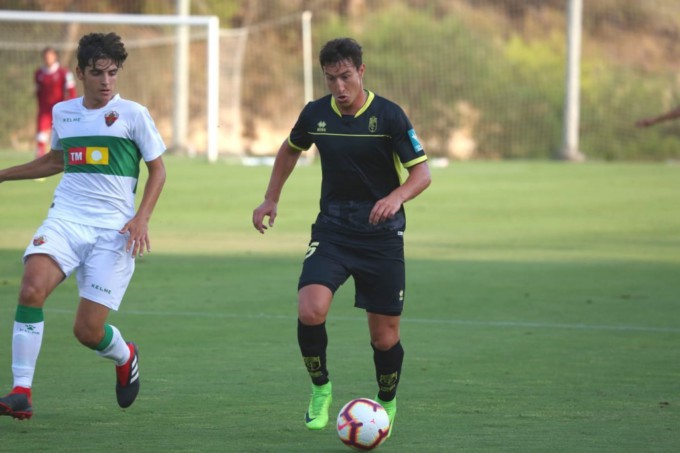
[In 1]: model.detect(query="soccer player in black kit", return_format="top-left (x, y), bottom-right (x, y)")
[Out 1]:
top-left (252, 37), bottom-right (431, 436)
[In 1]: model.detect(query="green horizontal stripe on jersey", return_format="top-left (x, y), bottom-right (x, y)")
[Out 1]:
top-left (61, 135), bottom-right (141, 178)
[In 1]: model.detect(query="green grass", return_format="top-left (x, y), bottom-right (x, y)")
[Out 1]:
top-left (1, 152), bottom-right (679, 452)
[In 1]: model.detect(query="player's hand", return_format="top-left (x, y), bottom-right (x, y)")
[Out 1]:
top-left (369, 194), bottom-right (402, 225)
top-left (119, 217), bottom-right (151, 258)
top-left (253, 199), bottom-right (277, 234)
top-left (635, 119), bottom-right (653, 128)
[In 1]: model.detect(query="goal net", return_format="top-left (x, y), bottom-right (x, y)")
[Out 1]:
top-left (0, 10), bottom-right (312, 161)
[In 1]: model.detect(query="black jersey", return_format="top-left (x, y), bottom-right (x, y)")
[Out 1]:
top-left (289, 90), bottom-right (427, 238)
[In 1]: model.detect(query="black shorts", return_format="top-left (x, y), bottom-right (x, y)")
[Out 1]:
top-left (298, 233), bottom-right (405, 315)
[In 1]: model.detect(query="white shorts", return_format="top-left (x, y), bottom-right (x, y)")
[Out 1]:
top-left (24, 217), bottom-right (135, 311)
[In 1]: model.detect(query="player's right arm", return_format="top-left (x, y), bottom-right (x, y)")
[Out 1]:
top-left (252, 139), bottom-right (302, 234)
top-left (0, 149), bottom-right (64, 183)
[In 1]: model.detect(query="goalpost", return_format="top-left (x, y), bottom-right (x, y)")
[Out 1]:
top-left (0, 9), bottom-right (220, 161)
top-left (560, 0), bottom-right (585, 161)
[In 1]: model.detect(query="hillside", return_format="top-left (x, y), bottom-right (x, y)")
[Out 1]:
top-left (2, 0), bottom-right (680, 160)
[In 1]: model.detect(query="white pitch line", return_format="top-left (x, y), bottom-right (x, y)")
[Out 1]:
top-left (35, 308), bottom-right (680, 334)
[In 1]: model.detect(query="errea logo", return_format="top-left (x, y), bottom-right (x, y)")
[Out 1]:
top-left (317, 121), bottom-right (326, 132)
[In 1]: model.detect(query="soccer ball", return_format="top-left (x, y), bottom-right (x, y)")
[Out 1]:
top-left (336, 398), bottom-right (390, 451)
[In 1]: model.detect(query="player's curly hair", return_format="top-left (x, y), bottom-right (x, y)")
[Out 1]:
top-left (319, 37), bottom-right (363, 69)
top-left (76, 32), bottom-right (128, 70)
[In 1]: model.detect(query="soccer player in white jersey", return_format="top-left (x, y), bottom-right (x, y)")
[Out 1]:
top-left (0, 32), bottom-right (167, 420)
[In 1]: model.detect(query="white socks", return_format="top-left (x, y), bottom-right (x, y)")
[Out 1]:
top-left (12, 317), bottom-right (131, 390)
top-left (12, 320), bottom-right (44, 389)
top-left (96, 325), bottom-right (131, 366)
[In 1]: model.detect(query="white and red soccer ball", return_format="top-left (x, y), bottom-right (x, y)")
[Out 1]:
top-left (336, 398), bottom-right (390, 451)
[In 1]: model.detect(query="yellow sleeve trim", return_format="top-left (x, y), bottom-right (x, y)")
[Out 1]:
top-left (402, 155), bottom-right (428, 169)
top-left (287, 137), bottom-right (308, 152)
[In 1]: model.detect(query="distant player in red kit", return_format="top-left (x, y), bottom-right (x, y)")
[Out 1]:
top-left (35, 47), bottom-right (77, 157)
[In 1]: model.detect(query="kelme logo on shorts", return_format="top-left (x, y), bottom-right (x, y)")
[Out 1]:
top-left (68, 147), bottom-right (109, 165)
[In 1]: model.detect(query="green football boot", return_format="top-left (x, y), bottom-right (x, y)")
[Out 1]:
top-left (377, 396), bottom-right (397, 437)
top-left (305, 381), bottom-right (333, 430)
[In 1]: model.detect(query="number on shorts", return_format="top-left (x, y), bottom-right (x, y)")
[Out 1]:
top-left (305, 241), bottom-right (319, 259)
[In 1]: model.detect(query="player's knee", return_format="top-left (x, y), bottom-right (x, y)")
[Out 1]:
top-left (298, 294), bottom-right (330, 325)
top-left (370, 334), bottom-right (400, 351)
top-left (298, 299), bottom-right (329, 324)
top-left (72, 323), bottom-right (101, 348)
top-left (298, 308), bottom-right (326, 326)
top-left (18, 283), bottom-right (48, 307)
top-left (371, 339), bottom-right (393, 351)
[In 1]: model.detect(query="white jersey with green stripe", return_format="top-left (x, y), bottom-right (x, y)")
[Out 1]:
top-left (49, 94), bottom-right (165, 229)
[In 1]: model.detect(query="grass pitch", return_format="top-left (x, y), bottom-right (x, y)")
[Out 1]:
top-left (0, 152), bottom-right (679, 452)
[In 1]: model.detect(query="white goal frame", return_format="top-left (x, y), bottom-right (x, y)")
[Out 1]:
top-left (0, 9), bottom-right (220, 161)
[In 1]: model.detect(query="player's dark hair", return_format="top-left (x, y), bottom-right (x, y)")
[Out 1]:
top-left (76, 32), bottom-right (128, 70)
top-left (42, 46), bottom-right (58, 57)
top-left (319, 37), bottom-right (363, 69)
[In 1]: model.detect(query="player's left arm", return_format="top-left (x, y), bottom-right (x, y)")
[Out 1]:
top-left (369, 161), bottom-right (431, 225)
top-left (119, 156), bottom-right (166, 257)
top-left (64, 69), bottom-right (77, 100)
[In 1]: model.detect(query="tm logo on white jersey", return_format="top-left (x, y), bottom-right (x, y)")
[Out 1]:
top-left (68, 147), bottom-right (109, 165)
